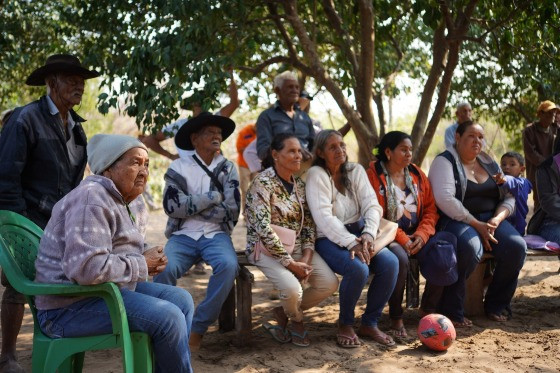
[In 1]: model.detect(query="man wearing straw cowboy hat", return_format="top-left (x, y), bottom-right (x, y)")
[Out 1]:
top-left (0, 54), bottom-right (99, 373)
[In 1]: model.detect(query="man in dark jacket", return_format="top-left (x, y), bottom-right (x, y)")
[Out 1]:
top-left (0, 54), bottom-right (98, 373)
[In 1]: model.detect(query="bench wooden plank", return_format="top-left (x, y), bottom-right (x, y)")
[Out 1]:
top-left (464, 249), bottom-right (559, 316)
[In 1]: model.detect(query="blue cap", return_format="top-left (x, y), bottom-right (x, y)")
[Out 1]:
top-left (415, 231), bottom-right (458, 286)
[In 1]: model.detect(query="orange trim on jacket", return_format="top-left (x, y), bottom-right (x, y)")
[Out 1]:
top-left (366, 161), bottom-right (439, 247)
top-left (236, 124), bottom-right (256, 168)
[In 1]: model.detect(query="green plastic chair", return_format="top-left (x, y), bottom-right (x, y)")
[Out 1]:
top-left (0, 210), bottom-right (153, 373)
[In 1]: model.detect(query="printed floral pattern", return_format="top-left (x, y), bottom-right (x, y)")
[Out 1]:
top-left (393, 186), bottom-right (419, 232)
top-left (245, 167), bottom-right (315, 266)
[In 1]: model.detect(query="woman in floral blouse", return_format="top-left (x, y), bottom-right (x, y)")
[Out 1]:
top-left (245, 133), bottom-right (338, 347)
top-left (367, 131), bottom-right (440, 338)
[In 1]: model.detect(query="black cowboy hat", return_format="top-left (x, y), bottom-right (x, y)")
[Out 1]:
top-left (25, 54), bottom-right (100, 86)
top-left (175, 112), bottom-right (236, 151)
top-left (299, 90), bottom-right (313, 100)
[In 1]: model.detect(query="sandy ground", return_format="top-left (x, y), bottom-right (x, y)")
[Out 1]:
top-left (4, 209), bottom-right (560, 372)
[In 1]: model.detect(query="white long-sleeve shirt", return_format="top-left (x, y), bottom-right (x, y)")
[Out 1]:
top-left (306, 164), bottom-right (382, 249)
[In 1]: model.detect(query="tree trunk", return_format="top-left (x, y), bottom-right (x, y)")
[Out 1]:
top-left (409, 22), bottom-right (448, 150)
top-left (373, 92), bottom-right (387, 137)
top-left (414, 40), bottom-right (461, 164)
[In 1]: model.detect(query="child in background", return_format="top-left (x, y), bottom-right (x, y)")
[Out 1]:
top-left (494, 152), bottom-right (533, 235)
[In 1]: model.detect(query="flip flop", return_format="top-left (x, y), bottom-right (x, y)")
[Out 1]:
top-left (336, 334), bottom-right (362, 348)
top-left (262, 322), bottom-right (291, 343)
top-left (389, 325), bottom-right (408, 338)
top-left (290, 329), bottom-right (310, 347)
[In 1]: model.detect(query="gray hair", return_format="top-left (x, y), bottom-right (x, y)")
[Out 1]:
top-left (273, 71), bottom-right (298, 89)
top-left (456, 101), bottom-right (471, 110)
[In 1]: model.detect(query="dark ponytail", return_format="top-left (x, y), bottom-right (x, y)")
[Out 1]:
top-left (261, 133), bottom-right (299, 170)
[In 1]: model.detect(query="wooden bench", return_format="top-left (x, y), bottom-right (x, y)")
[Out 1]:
top-left (218, 252), bottom-right (254, 346)
top-left (219, 251), bottom-right (420, 346)
top-left (464, 249), bottom-right (559, 316)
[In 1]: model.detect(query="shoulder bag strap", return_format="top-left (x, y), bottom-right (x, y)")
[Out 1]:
top-left (293, 178), bottom-right (304, 236)
top-left (192, 154), bottom-right (224, 193)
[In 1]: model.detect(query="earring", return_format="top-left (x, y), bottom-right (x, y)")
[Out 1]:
top-left (388, 156), bottom-right (391, 161)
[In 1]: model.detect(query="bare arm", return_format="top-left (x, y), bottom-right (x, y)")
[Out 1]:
top-left (139, 132), bottom-right (179, 160)
top-left (218, 71), bottom-right (239, 118)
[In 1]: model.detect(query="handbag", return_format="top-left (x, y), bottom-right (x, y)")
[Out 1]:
top-left (253, 179), bottom-right (304, 260)
top-left (372, 218), bottom-right (398, 253)
top-left (329, 170), bottom-right (397, 255)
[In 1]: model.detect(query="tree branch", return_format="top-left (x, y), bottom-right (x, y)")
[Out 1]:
top-left (321, 0), bottom-right (359, 76)
top-left (439, 0), bottom-right (455, 34)
top-left (236, 56), bottom-right (291, 74)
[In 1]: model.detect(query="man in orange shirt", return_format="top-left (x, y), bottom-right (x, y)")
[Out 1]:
top-left (236, 123), bottom-right (257, 214)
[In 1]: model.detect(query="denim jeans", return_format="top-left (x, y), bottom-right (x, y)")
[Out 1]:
top-left (387, 242), bottom-right (408, 319)
top-left (442, 212), bottom-right (526, 320)
top-left (315, 238), bottom-right (398, 327)
top-left (153, 233), bottom-right (238, 334)
top-left (37, 282), bottom-right (194, 373)
top-left (538, 217), bottom-right (560, 244)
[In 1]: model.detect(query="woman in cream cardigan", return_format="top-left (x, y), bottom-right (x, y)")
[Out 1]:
top-left (306, 130), bottom-right (399, 348)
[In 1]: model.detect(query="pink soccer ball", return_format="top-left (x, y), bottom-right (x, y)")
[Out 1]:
top-left (417, 314), bottom-right (456, 351)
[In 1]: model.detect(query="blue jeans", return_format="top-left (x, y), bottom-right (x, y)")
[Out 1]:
top-left (315, 238), bottom-right (398, 327)
top-left (387, 242), bottom-right (408, 319)
top-left (153, 233), bottom-right (238, 334)
top-left (442, 212), bottom-right (526, 320)
top-left (538, 218), bottom-right (560, 244)
top-left (37, 282), bottom-right (194, 373)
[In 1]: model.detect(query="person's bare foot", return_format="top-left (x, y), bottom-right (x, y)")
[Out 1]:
top-left (189, 332), bottom-right (203, 352)
top-left (336, 324), bottom-right (361, 348)
top-left (389, 318), bottom-right (408, 337)
top-left (272, 306), bottom-right (288, 330)
top-left (487, 313), bottom-right (508, 322)
top-left (357, 325), bottom-right (396, 347)
top-left (452, 317), bottom-right (473, 327)
top-left (0, 355), bottom-right (24, 373)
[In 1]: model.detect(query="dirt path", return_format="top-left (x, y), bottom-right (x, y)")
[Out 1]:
top-left (5, 210), bottom-right (560, 372)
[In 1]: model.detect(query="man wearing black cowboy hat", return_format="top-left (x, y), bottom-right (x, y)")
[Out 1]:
top-left (0, 54), bottom-right (98, 372)
top-left (153, 112), bottom-right (240, 351)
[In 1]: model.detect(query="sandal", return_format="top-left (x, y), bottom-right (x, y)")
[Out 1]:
top-left (290, 329), bottom-right (310, 347)
top-left (389, 325), bottom-right (408, 338)
top-left (336, 334), bottom-right (362, 348)
top-left (262, 322), bottom-right (291, 343)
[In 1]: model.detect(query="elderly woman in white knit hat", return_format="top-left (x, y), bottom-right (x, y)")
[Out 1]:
top-left (34, 134), bottom-right (195, 373)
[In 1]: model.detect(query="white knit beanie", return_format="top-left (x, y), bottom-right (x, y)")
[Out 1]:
top-left (87, 134), bottom-right (148, 174)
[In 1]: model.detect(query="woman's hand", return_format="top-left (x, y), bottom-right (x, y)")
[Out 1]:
top-left (144, 246), bottom-right (168, 276)
top-left (349, 242), bottom-right (371, 265)
top-left (298, 248), bottom-right (313, 266)
top-left (408, 234), bottom-right (425, 255)
top-left (471, 219), bottom-right (498, 251)
top-left (287, 261), bottom-right (313, 281)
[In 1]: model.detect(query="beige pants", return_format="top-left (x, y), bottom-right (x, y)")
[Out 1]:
top-left (248, 249), bottom-right (338, 322)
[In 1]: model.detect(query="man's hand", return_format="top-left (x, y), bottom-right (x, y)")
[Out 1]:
top-left (144, 246), bottom-right (168, 276)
